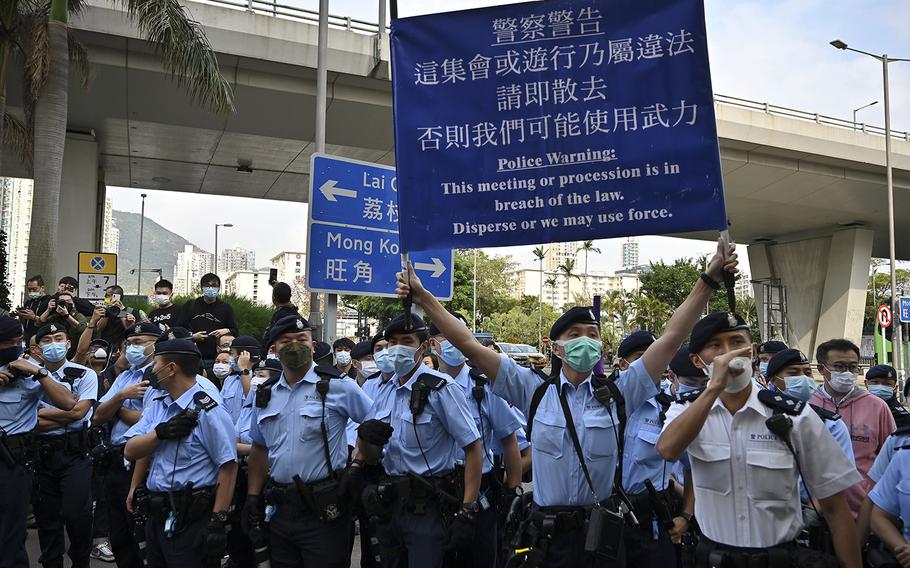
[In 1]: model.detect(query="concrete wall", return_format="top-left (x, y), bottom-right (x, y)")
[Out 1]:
top-left (749, 227), bottom-right (873, 358)
top-left (56, 133), bottom-right (103, 280)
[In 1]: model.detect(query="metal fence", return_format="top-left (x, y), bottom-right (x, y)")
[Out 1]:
top-left (191, 0), bottom-right (910, 143)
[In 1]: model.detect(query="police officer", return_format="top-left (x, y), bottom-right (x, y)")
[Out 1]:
top-left (123, 334), bottom-right (238, 568)
top-left (93, 321), bottom-right (163, 568)
top-left (0, 316), bottom-right (76, 568)
top-left (397, 238), bottom-right (737, 567)
top-left (865, 364), bottom-right (910, 426)
top-left (657, 312), bottom-right (862, 567)
top-left (756, 340), bottom-right (788, 382)
top-left (355, 312), bottom-right (483, 568)
top-left (429, 312), bottom-right (523, 568)
top-left (868, 444), bottom-right (910, 564)
top-left (221, 335), bottom-right (261, 424)
top-left (615, 331), bottom-right (679, 568)
top-left (33, 323), bottom-right (99, 568)
top-left (242, 315), bottom-right (374, 567)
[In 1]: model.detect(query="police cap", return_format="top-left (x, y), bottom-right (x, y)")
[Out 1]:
top-left (34, 323), bottom-right (67, 343)
top-left (766, 349), bottom-right (810, 379)
top-left (231, 335), bottom-right (261, 352)
top-left (0, 316), bottom-right (24, 341)
top-left (351, 340), bottom-right (372, 361)
top-left (549, 306), bottom-right (599, 340)
top-left (257, 358), bottom-right (283, 373)
top-left (313, 341), bottom-right (332, 364)
top-left (688, 312), bottom-right (750, 354)
top-left (369, 333), bottom-right (385, 352)
top-left (268, 315), bottom-right (312, 344)
top-left (867, 364), bottom-right (897, 381)
top-left (618, 330), bottom-right (656, 359)
top-left (758, 341), bottom-right (788, 355)
top-left (127, 322), bottom-right (164, 339)
top-left (383, 313), bottom-right (427, 339)
top-left (670, 345), bottom-right (703, 377)
top-left (154, 337), bottom-right (201, 358)
top-left (428, 310), bottom-right (469, 337)
top-left (158, 327), bottom-right (192, 341)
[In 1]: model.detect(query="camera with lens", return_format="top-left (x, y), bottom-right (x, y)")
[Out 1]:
top-left (105, 304), bottom-right (121, 318)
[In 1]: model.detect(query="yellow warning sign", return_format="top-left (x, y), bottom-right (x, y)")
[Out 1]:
top-left (78, 252), bottom-right (117, 275)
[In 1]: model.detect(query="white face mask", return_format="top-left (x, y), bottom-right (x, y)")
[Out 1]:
top-left (360, 361), bottom-right (379, 376)
top-left (212, 363), bottom-right (231, 379)
top-left (335, 351), bottom-right (352, 366)
top-left (155, 294), bottom-right (171, 305)
top-left (828, 370), bottom-right (856, 393)
top-left (701, 356), bottom-right (753, 393)
top-left (251, 375), bottom-right (269, 388)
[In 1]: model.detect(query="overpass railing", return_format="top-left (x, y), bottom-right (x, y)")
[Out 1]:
top-left (190, 0), bottom-right (909, 143)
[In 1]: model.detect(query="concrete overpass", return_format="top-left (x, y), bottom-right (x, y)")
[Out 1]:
top-left (4, 0), bottom-right (910, 357)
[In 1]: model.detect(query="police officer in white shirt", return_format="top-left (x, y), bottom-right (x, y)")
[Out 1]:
top-left (657, 312), bottom-right (862, 568)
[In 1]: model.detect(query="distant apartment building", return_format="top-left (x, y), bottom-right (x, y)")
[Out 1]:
top-left (225, 270), bottom-right (271, 306)
top-left (218, 245), bottom-right (255, 278)
top-left (622, 238), bottom-right (639, 270)
top-left (101, 197), bottom-right (120, 256)
top-left (173, 244), bottom-right (213, 296)
top-left (0, 178), bottom-right (33, 303)
top-left (510, 267), bottom-right (640, 309)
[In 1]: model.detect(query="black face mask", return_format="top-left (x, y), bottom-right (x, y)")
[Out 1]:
top-left (0, 345), bottom-right (23, 365)
top-left (144, 365), bottom-right (163, 389)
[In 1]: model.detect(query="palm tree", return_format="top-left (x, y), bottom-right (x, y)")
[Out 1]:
top-left (545, 275), bottom-right (558, 308)
top-left (557, 258), bottom-right (580, 309)
top-left (532, 246), bottom-right (546, 347)
top-left (20, 0), bottom-right (235, 281)
top-left (633, 295), bottom-right (672, 334)
top-left (577, 240), bottom-right (601, 297)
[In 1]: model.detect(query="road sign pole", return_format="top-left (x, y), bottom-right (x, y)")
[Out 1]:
top-left (310, 0), bottom-right (330, 342)
top-left (136, 193), bottom-right (146, 295)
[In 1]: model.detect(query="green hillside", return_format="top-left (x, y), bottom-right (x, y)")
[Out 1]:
top-left (112, 210), bottom-right (197, 294)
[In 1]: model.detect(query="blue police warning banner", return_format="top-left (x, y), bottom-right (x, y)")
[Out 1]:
top-left (391, 0), bottom-right (726, 251)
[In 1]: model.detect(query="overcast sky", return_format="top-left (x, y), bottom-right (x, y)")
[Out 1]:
top-left (109, 0), bottom-right (910, 275)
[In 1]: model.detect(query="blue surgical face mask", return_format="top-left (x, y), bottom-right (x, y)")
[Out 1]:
top-left (229, 356), bottom-right (240, 372)
top-left (125, 344), bottom-right (149, 367)
top-left (869, 385), bottom-right (895, 401)
top-left (202, 287), bottom-right (219, 299)
top-left (783, 375), bottom-right (817, 402)
top-left (437, 340), bottom-right (466, 367)
top-left (41, 342), bottom-right (68, 363)
top-left (386, 345), bottom-right (419, 377)
top-left (556, 337), bottom-right (602, 373)
top-left (759, 361), bottom-right (769, 376)
top-left (677, 383), bottom-right (702, 393)
top-left (374, 349), bottom-right (395, 374)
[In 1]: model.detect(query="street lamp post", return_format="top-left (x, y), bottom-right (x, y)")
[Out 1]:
top-left (214, 223), bottom-right (234, 278)
top-left (831, 39), bottom-right (909, 379)
top-left (853, 100), bottom-right (879, 130)
top-left (136, 193), bottom-right (147, 296)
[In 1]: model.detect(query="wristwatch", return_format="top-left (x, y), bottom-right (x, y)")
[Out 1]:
top-left (211, 511), bottom-right (229, 524)
top-left (461, 501), bottom-right (481, 513)
top-left (678, 511), bottom-right (693, 522)
top-left (239, 369), bottom-right (251, 376)
top-left (33, 368), bottom-right (49, 381)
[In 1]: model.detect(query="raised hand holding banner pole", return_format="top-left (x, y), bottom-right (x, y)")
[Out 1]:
top-left (401, 252), bottom-right (413, 331)
top-left (720, 228), bottom-right (737, 314)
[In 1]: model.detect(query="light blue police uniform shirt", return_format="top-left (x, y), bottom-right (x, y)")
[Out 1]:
top-left (868, 428), bottom-right (910, 483)
top-left (869, 449), bottom-right (910, 540)
top-left (622, 396), bottom-right (674, 494)
top-left (220, 374), bottom-right (246, 425)
top-left (249, 366), bottom-right (372, 484)
top-left (491, 406), bottom-right (529, 455)
top-left (38, 360), bottom-right (98, 436)
top-left (453, 365), bottom-right (521, 474)
top-left (237, 391), bottom-right (255, 445)
top-left (99, 362), bottom-right (152, 446)
top-left (362, 372), bottom-right (390, 401)
top-left (364, 363), bottom-right (480, 477)
top-left (493, 355), bottom-right (657, 507)
top-left (125, 383), bottom-right (236, 492)
top-left (0, 361), bottom-right (44, 435)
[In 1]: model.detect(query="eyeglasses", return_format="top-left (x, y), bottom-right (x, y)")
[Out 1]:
top-left (825, 363), bottom-right (861, 374)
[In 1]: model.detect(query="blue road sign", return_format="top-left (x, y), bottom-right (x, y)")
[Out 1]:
top-left (901, 297), bottom-right (910, 324)
top-left (391, 0), bottom-right (727, 251)
top-left (306, 153), bottom-right (454, 299)
top-left (91, 257), bottom-right (105, 271)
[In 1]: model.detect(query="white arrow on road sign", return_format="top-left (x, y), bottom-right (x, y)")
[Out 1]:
top-left (319, 180), bottom-right (358, 202)
top-left (414, 258), bottom-right (447, 278)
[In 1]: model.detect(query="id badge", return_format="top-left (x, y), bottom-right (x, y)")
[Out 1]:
top-left (479, 491), bottom-right (490, 512)
top-left (164, 511), bottom-right (177, 538)
top-left (265, 504), bottom-right (277, 523)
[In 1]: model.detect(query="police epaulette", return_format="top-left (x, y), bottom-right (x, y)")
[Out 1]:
top-left (675, 388), bottom-right (705, 404)
top-left (153, 394), bottom-right (168, 402)
top-left (416, 373), bottom-right (447, 391)
top-left (254, 374), bottom-right (282, 408)
top-left (314, 365), bottom-right (344, 379)
top-left (892, 407), bottom-right (910, 429)
top-left (468, 367), bottom-right (488, 385)
top-left (757, 390), bottom-right (805, 416)
top-left (365, 370), bottom-right (382, 381)
top-left (655, 392), bottom-right (674, 409)
top-left (809, 403), bottom-right (841, 422)
top-left (193, 391), bottom-right (218, 412)
top-left (62, 367), bottom-right (87, 380)
top-left (891, 423), bottom-right (910, 437)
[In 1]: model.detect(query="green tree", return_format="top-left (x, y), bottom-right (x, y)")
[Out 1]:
top-left (632, 294), bottom-right (672, 334)
top-left (864, 259), bottom-right (910, 329)
top-left (577, 240), bottom-right (601, 298)
top-left (447, 250), bottom-right (516, 330)
top-left (341, 295), bottom-right (402, 329)
top-left (640, 257), bottom-right (744, 316)
top-left (14, 0), bottom-right (234, 284)
top-left (557, 258), bottom-right (579, 309)
top-left (486, 303), bottom-right (560, 346)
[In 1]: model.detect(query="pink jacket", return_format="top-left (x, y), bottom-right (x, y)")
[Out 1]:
top-left (810, 386), bottom-right (896, 515)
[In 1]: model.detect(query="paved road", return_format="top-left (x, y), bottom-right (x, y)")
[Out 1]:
top-left (25, 527), bottom-right (363, 567)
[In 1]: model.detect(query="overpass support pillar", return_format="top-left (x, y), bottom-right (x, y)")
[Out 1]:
top-left (748, 227), bottom-right (873, 359)
top-left (55, 132), bottom-right (104, 280)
